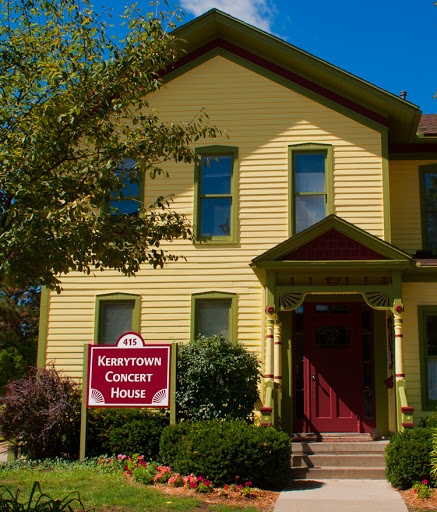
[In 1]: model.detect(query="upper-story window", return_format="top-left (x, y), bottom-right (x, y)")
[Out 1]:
top-left (289, 144), bottom-right (333, 235)
top-left (420, 163), bottom-right (437, 250)
top-left (194, 146), bottom-right (238, 243)
top-left (109, 159), bottom-right (143, 216)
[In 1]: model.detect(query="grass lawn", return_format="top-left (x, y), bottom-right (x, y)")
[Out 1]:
top-left (0, 462), bottom-right (260, 512)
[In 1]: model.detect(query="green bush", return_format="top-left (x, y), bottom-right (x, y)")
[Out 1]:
top-left (385, 428), bottom-right (434, 489)
top-left (159, 420), bottom-right (291, 489)
top-left (0, 366), bottom-right (81, 459)
top-left (86, 408), bottom-right (168, 458)
top-left (176, 335), bottom-right (261, 422)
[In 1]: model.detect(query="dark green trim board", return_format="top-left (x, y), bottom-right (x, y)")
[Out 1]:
top-left (190, 291), bottom-right (237, 342)
top-left (36, 286), bottom-right (50, 368)
top-left (193, 146), bottom-right (239, 244)
top-left (419, 163), bottom-right (437, 251)
top-left (94, 293), bottom-right (141, 344)
top-left (418, 306), bottom-right (437, 410)
top-left (288, 143), bottom-right (333, 236)
top-left (381, 129), bottom-right (391, 243)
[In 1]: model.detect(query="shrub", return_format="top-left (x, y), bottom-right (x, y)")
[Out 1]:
top-left (0, 366), bottom-right (81, 459)
top-left (385, 427), bottom-right (434, 489)
top-left (86, 408), bottom-right (168, 458)
top-left (159, 420), bottom-right (291, 489)
top-left (176, 335), bottom-right (261, 421)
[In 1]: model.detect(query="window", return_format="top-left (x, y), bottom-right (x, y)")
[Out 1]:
top-left (109, 159), bottom-right (143, 216)
top-left (194, 146), bottom-right (238, 243)
top-left (419, 164), bottom-right (437, 250)
top-left (94, 293), bottom-right (141, 345)
top-left (419, 306), bottom-right (437, 409)
top-left (191, 292), bottom-right (237, 341)
top-left (289, 143), bottom-right (333, 235)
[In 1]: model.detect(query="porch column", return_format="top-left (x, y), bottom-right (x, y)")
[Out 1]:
top-left (274, 322), bottom-right (282, 384)
top-left (265, 316), bottom-right (274, 382)
top-left (394, 305), bottom-right (414, 431)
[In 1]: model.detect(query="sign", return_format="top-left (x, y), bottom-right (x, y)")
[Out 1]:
top-left (86, 332), bottom-right (171, 408)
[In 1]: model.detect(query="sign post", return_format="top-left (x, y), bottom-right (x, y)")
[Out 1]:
top-left (80, 332), bottom-right (174, 460)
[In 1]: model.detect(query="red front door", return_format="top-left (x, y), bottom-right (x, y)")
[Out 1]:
top-left (294, 302), bottom-right (375, 433)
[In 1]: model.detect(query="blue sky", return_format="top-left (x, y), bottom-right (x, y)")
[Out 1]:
top-left (104, 0), bottom-right (437, 113)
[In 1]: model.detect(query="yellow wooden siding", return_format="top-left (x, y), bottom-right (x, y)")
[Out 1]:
top-left (44, 55), bottom-right (384, 379)
top-left (401, 282), bottom-right (437, 422)
top-left (389, 159), bottom-right (437, 254)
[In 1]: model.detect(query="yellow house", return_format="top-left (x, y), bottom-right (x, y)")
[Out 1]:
top-left (37, 9), bottom-right (437, 435)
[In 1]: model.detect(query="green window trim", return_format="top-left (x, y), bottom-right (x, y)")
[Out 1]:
top-left (419, 163), bottom-right (437, 251)
top-left (288, 143), bottom-right (333, 236)
top-left (419, 305), bottom-right (437, 410)
top-left (191, 291), bottom-right (237, 342)
top-left (194, 146), bottom-right (239, 244)
top-left (94, 293), bottom-right (141, 345)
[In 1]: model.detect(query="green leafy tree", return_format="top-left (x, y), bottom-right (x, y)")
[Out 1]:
top-left (0, 286), bottom-right (40, 393)
top-left (176, 335), bottom-right (261, 421)
top-left (0, 0), bottom-right (219, 290)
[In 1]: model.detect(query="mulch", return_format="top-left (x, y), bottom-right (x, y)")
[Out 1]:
top-left (154, 483), bottom-right (279, 511)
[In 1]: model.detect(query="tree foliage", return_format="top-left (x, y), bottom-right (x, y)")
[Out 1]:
top-left (0, 286), bottom-right (39, 393)
top-left (176, 335), bottom-right (261, 421)
top-left (0, 0), bottom-right (219, 289)
top-left (0, 366), bottom-right (81, 459)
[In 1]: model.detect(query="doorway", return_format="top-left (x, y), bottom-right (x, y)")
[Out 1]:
top-left (293, 302), bottom-right (375, 433)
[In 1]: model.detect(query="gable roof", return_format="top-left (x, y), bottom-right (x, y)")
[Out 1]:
top-left (251, 215), bottom-right (411, 266)
top-left (171, 9), bottom-right (422, 144)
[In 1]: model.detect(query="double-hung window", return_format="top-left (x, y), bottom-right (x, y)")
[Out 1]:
top-left (94, 293), bottom-right (141, 345)
top-left (191, 292), bottom-right (237, 341)
top-left (289, 143), bottom-right (333, 235)
top-left (109, 159), bottom-right (143, 217)
top-left (419, 164), bottom-right (437, 250)
top-left (419, 306), bottom-right (437, 409)
top-left (194, 146), bottom-right (238, 242)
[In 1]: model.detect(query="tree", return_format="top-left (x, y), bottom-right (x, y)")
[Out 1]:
top-left (0, 285), bottom-right (40, 393)
top-left (0, 0), bottom-right (219, 290)
top-left (176, 335), bottom-right (261, 421)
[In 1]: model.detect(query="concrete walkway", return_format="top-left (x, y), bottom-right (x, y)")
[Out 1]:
top-left (274, 479), bottom-right (408, 512)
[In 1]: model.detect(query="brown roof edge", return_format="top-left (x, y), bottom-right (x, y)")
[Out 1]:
top-left (418, 114), bottom-right (437, 134)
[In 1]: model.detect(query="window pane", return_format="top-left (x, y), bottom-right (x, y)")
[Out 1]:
top-left (316, 326), bottom-right (350, 347)
top-left (100, 302), bottom-right (134, 345)
top-left (428, 359), bottom-right (437, 400)
top-left (201, 156), bottom-right (232, 195)
top-left (295, 153), bottom-right (325, 193)
top-left (197, 301), bottom-right (230, 338)
top-left (426, 212), bottom-right (437, 248)
top-left (426, 315), bottom-right (437, 356)
top-left (425, 173), bottom-right (437, 209)
top-left (201, 197), bottom-right (231, 236)
top-left (295, 194), bottom-right (326, 233)
top-left (110, 159), bottom-right (139, 216)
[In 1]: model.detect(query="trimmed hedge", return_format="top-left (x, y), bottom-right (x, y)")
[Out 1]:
top-left (159, 420), bottom-right (291, 489)
top-left (86, 408), bottom-right (168, 458)
top-left (385, 427), bottom-right (434, 489)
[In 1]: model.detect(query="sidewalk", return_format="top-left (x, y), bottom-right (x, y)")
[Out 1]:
top-left (274, 479), bottom-right (407, 512)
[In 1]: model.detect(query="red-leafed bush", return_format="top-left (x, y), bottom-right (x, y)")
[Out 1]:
top-left (0, 366), bottom-right (81, 459)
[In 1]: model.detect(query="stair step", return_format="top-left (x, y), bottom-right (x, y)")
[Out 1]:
top-left (292, 453), bottom-right (385, 468)
top-left (291, 441), bottom-right (389, 454)
top-left (291, 466), bottom-right (386, 480)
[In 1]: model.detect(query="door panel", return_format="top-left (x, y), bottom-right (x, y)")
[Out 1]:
top-left (298, 302), bottom-right (372, 433)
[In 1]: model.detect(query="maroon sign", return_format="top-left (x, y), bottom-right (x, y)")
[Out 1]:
top-left (87, 332), bottom-right (171, 408)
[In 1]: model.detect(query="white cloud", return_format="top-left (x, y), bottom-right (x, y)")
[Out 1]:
top-left (180, 0), bottom-right (274, 33)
